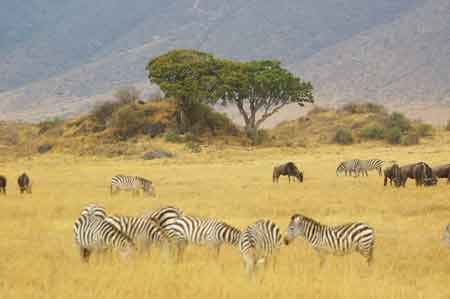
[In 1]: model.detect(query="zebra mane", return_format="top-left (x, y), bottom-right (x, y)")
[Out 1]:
top-left (291, 214), bottom-right (322, 226)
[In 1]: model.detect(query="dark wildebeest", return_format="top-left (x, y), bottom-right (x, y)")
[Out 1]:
top-left (0, 175), bottom-right (6, 195)
top-left (383, 164), bottom-right (402, 187)
top-left (18, 173), bottom-right (32, 194)
top-left (273, 162), bottom-right (303, 183)
top-left (400, 162), bottom-right (437, 187)
top-left (432, 164), bottom-right (450, 184)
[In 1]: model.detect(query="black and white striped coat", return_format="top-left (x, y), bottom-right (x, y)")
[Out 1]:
top-left (110, 175), bottom-right (155, 196)
top-left (164, 215), bottom-right (241, 259)
top-left (336, 160), bottom-right (359, 176)
top-left (239, 219), bottom-right (283, 274)
top-left (73, 206), bottom-right (134, 262)
top-left (284, 214), bottom-right (375, 265)
top-left (354, 159), bottom-right (384, 176)
top-left (143, 206), bottom-right (184, 229)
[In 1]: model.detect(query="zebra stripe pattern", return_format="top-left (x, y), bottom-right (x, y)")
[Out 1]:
top-left (144, 206), bottom-right (183, 229)
top-left (73, 210), bottom-right (135, 262)
top-left (164, 215), bottom-right (241, 259)
top-left (336, 160), bottom-right (359, 176)
top-left (110, 175), bottom-right (155, 196)
top-left (80, 203), bottom-right (107, 219)
top-left (104, 214), bottom-right (168, 250)
top-left (284, 214), bottom-right (375, 265)
top-left (239, 219), bottom-right (283, 274)
top-left (354, 159), bottom-right (384, 176)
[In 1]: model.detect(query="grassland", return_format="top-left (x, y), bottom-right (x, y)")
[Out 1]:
top-left (1, 138), bottom-right (450, 299)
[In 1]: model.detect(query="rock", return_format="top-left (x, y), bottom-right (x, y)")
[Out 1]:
top-left (38, 143), bottom-right (53, 154)
top-left (143, 150), bottom-right (174, 160)
top-left (143, 123), bottom-right (165, 138)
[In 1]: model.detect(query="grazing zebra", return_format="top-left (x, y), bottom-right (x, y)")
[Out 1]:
top-left (444, 224), bottom-right (450, 249)
top-left (239, 219), bottom-right (283, 274)
top-left (284, 214), bottom-right (375, 266)
top-left (0, 175), bottom-right (6, 195)
top-left (110, 175), bottom-right (155, 197)
top-left (336, 160), bottom-right (359, 176)
top-left (104, 214), bottom-right (168, 250)
top-left (80, 203), bottom-right (107, 219)
top-left (354, 159), bottom-right (384, 176)
top-left (143, 206), bottom-right (183, 229)
top-left (73, 213), bottom-right (135, 262)
top-left (164, 215), bottom-right (241, 260)
top-left (17, 173), bottom-right (32, 194)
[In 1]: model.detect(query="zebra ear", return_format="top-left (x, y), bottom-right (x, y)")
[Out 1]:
top-left (293, 215), bottom-right (301, 224)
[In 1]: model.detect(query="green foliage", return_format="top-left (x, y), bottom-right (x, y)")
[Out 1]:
top-left (334, 128), bottom-right (354, 145)
top-left (416, 123), bottom-right (433, 137)
top-left (37, 117), bottom-right (64, 134)
top-left (385, 127), bottom-right (402, 144)
top-left (164, 129), bottom-right (181, 143)
top-left (184, 141), bottom-right (202, 153)
top-left (359, 124), bottom-right (385, 140)
top-left (340, 102), bottom-right (387, 114)
top-left (387, 112), bottom-right (410, 132)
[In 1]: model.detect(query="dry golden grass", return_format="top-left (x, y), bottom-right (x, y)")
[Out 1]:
top-left (1, 140), bottom-right (450, 299)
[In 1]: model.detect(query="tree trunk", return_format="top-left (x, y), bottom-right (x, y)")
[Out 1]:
top-left (245, 124), bottom-right (258, 145)
top-left (177, 97), bottom-right (191, 133)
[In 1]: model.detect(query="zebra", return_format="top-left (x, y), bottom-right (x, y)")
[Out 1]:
top-left (104, 214), bottom-right (169, 251)
top-left (110, 175), bottom-right (155, 197)
top-left (163, 215), bottom-right (241, 260)
top-left (73, 213), bottom-right (135, 262)
top-left (143, 206), bottom-right (184, 229)
top-left (443, 224), bottom-right (450, 249)
top-left (80, 203), bottom-right (107, 219)
top-left (239, 219), bottom-right (283, 274)
top-left (336, 160), bottom-right (359, 176)
top-left (284, 214), bottom-right (375, 266)
top-left (354, 159), bottom-right (384, 176)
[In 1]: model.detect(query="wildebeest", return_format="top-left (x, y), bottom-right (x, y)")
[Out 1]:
top-left (399, 162), bottom-right (437, 187)
top-left (273, 162), bottom-right (303, 183)
top-left (18, 173), bottom-right (32, 194)
top-left (432, 164), bottom-right (450, 183)
top-left (383, 164), bottom-right (402, 187)
top-left (0, 175), bottom-right (6, 195)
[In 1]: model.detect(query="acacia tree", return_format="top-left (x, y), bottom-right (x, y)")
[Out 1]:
top-left (147, 49), bottom-right (223, 132)
top-left (219, 60), bottom-right (314, 142)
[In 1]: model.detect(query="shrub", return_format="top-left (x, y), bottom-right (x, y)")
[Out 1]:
top-left (91, 101), bottom-right (121, 127)
top-left (185, 141), bottom-right (201, 153)
top-left (446, 118), bottom-right (450, 131)
top-left (416, 123), bottom-right (433, 137)
top-left (387, 112), bottom-right (410, 132)
top-left (334, 128), bottom-right (354, 144)
top-left (164, 129), bottom-right (181, 143)
top-left (255, 129), bottom-right (270, 145)
top-left (110, 104), bottom-right (146, 140)
top-left (401, 132), bottom-right (420, 145)
top-left (385, 126), bottom-right (402, 144)
top-left (187, 103), bottom-right (238, 136)
top-left (37, 117), bottom-right (64, 134)
top-left (339, 102), bottom-right (387, 114)
top-left (359, 124), bottom-right (385, 139)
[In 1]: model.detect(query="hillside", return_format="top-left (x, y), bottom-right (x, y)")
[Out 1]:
top-left (3, 0), bottom-right (445, 122)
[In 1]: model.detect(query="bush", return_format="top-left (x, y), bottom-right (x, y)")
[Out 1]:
top-left (416, 123), bottom-right (433, 137)
top-left (185, 141), bottom-right (201, 153)
top-left (446, 119), bottom-right (450, 131)
top-left (334, 128), bottom-right (354, 144)
top-left (37, 117), bottom-right (64, 134)
top-left (255, 129), bottom-right (270, 145)
top-left (387, 112), bottom-right (410, 132)
top-left (187, 103), bottom-right (238, 136)
top-left (110, 104), bottom-right (147, 140)
top-left (164, 129), bottom-right (181, 143)
top-left (401, 132), bottom-right (420, 145)
top-left (91, 101), bottom-right (121, 127)
top-left (359, 124), bottom-right (385, 139)
top-left (385, 126), bottom-right (402, 144)
top-left (339, 102), bottom-right (387, 114)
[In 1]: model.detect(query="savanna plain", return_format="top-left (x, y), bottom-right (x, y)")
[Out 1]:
top-left (1, 139), bottom-right (450, 299)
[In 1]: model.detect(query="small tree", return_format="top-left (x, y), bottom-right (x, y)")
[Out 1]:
top-left (147, 49), bottom-right (223, 132)
top-left (334, 128), bottom-right (354, 144)
top-left (219, 60), bottom-right (313, 143)
top-left (114, 86), bottom-right (141, 104)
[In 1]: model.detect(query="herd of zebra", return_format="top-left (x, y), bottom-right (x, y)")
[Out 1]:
top-left (335, 159), bottom-right (450, 187)
top-left (74, 204), bottom-right (377, 274)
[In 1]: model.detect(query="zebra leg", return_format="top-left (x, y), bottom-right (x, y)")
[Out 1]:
top-left (80, 247), bottom-right (91, 263)
top-left (314, 248), bottom-right (325, 267)
top-left (242, 249), bottom-right (257, 275)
